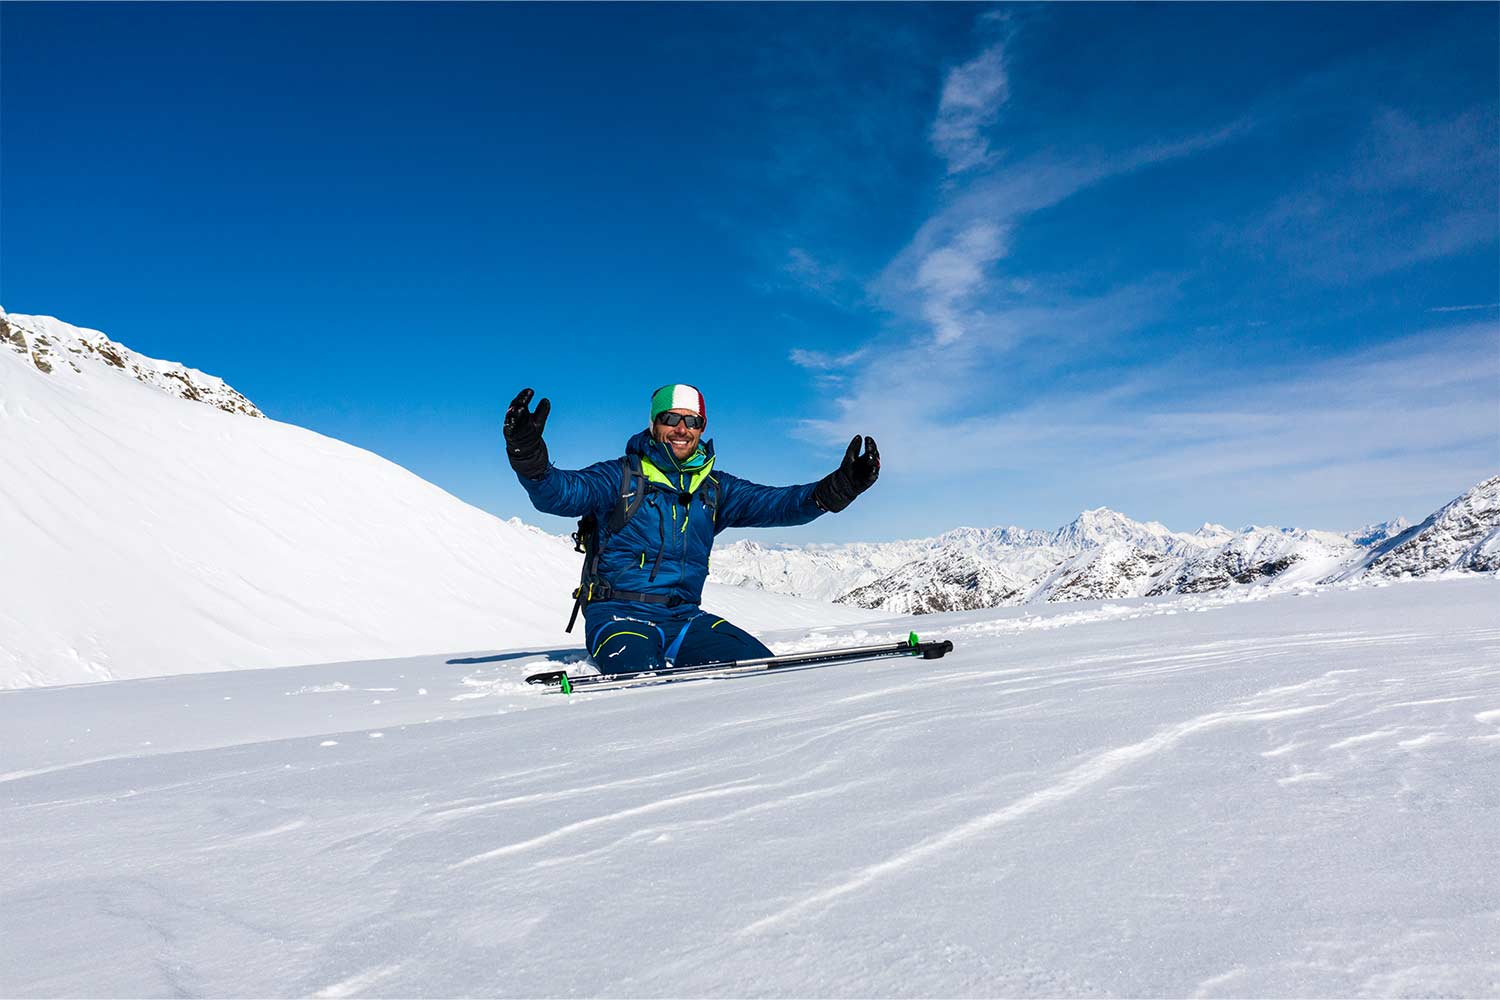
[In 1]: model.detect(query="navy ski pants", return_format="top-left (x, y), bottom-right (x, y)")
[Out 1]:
top-left (582, 601), bottom-right (773, 675)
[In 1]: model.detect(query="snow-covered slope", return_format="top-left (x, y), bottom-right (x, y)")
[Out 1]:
top-left (1148, 526), bottom-right (1358, 595)
top-left (0, 311), bottom-right (872, 688)
top-left (1336, 475), bottom-right (1500, 580)
top-left (713, 486), bottom-right (1497, 614)
top-left (2, 579), bottom-right (1495, 997)
top-left (707, 538), bottom-right (921, 603)
top-left (838, 548), bottom-right (1026, 614)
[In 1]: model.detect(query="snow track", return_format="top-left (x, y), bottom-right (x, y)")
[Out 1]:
top-left (2, 578), bottom-right (1497, 996)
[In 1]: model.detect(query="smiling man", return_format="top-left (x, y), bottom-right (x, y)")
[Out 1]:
top-left (504, 384), bottom-right (879, 674)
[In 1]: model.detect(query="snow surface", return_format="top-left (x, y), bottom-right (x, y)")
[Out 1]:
top-left (0, 325), bottom-right (873, 689)
top-left (3, 578), bottom-right (1497, 997)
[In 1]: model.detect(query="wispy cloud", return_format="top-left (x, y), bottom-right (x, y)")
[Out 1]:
top-left (914, 221), bottom-right (1010, 345)
top-left (1232, 109), bottom-right (1498, 282)
top-left (1429, 303), bottom-right (1500, 314)
top-left (782, 247), bottom-right (848, 297)
top-left (877, 116), bottom-right (1250, 347)
top-left (789, 346), bottom-right (866, 370)
top-left (809, 321), bottom-right (1497, 528)
top-left (930, 42), bottom-right (1009, 175)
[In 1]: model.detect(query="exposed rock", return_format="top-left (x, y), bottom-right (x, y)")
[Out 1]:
top-left (1341, 477), bottom-right (1500, 580)
top-left (1, 314), bottom-right (24, 349)
top-left (839, 551), bottom-right (1022, 615)
top-left (1, 309), bottom-right (264, 418)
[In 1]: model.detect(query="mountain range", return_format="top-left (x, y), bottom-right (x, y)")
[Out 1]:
top-left (709, 486), bottom-right (1497, 615)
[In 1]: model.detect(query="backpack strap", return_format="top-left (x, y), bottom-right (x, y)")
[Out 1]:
top-left (568, 457), bottom-right (650, 632)
top-left (606, 455), bottom-right (649, 534)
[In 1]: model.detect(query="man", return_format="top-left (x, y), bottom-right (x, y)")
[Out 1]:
top-left (504, 384), bottom-right (878, 674)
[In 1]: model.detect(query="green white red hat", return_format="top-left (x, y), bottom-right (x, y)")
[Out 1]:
top-left (650, 384), bottom-right (706, 424)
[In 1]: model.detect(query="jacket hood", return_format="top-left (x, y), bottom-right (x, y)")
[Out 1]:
top-left (625, 428), bottom-right (716, 469)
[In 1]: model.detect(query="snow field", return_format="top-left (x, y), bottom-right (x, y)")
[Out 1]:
top-left (2, 578), bottom-right (1496, 997)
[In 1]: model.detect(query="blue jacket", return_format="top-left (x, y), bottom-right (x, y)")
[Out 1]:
top-left (520, 430), bottom-right (824, 606)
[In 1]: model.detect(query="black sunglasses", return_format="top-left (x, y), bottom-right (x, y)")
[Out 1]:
top-left (655, 412), bottom-right (705, 430)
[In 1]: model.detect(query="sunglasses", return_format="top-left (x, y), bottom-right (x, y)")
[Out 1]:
top-left (655, 412), bottom-right (705, 430)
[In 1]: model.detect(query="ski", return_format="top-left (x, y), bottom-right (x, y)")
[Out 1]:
top-left (525, 632), bottom-right (953, 694)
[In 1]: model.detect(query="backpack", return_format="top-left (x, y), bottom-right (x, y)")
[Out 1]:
top-left (566, 454), bottom-right (719, 631)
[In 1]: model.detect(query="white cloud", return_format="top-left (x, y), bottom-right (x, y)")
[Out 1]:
top-left (882, 121), bottom-right (1244, 348)
top-left (1232, 108), bottom-right (1498, 282)
top-left (789, 347), bottom-right (867, 371)
top-left (914, 222), bottom-right (1010, 345)
top-left (930, 43), bottom-right (1009, 175)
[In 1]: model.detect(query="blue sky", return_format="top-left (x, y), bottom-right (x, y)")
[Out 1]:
top-left (3, 3), bottom-right (1496, 542)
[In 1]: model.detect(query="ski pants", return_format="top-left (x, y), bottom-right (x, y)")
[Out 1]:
top-left (582, 601), bottom-right (773, 675)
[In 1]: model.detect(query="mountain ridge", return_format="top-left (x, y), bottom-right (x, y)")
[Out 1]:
top-left (1, 307), bottom-right (265, 417)
top-left (711, 482), bottom-right (1499, 613)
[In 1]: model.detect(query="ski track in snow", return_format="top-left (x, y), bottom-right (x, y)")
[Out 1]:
top-left (1, 578), bottom-right (1497, 997)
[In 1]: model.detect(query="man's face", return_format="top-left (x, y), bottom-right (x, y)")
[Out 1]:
top-left (653, 408), bottom-right (704, 461)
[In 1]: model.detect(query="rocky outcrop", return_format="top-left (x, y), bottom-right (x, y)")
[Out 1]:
top-left (1340, 477), bottom-right (1500, 579)
top-left (1, 308), bottom-right (264, 418)
top-left (839, 551), bottom-right (1023, 614)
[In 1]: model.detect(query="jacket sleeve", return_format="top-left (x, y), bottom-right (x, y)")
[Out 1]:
top-left (518, 460), bottom-right (620, 518)
top-left (715, 471), bottom-right (825, 531)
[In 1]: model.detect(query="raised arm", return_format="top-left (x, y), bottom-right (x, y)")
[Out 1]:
top-left (715, 473), bottom-right (823, 530)
top-left (716, 434), bottom-right (880, 530)
top-left (504, 387), bottom-right (617, 517)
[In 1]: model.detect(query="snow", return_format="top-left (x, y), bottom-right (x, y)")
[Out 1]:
top-left (3, 578), bottom-right (1496, 997)
top-left (0, 321), bottom-right (873, 689)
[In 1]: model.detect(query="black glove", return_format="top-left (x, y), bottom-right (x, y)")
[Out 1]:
top-left (503, 387), bottom-right (551, 479)
top-left (813, 435), bottom-right (879, 513)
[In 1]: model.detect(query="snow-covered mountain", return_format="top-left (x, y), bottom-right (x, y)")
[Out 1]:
top-left (2, 308), bottom-right (264, 417)
top-left (838, 549), bottom-right (1025, 615)
top-left (708, 538), bottom-right (921, 603)
top-left (0, 309), bottom-right (872, 688)
top-left (1345, 516), bottom-right (1412, 547)
top-left (712, 483), bottom-right (1498, 614)
top-left (1334, 475), bottom-right (1500, 580)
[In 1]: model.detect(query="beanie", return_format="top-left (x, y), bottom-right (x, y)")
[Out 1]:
top-left (650, 384), bottom-right (706, 424)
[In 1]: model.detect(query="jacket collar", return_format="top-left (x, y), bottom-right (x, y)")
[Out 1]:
top-left (626, 428), bottom-right (715, 472)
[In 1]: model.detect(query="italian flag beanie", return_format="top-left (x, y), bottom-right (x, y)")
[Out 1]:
top-left (650, 384), bottom-right (706, 424)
